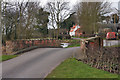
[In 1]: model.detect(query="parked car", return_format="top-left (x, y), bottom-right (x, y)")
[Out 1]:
top-left (61, 43), bottom-right (70, 48)
top-left (106, 32), bottom-right (117, 40)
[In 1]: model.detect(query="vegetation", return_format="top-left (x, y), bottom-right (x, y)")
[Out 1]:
top-left (66, 39), bottom-right (81, 48)
top-left (46, 1), bottom-right (72, 39)
top-left (35, 8), bottom-right (49, 37)
top-left (60, 12), bottom-right (76, 31)
top-left (1, 0), bottom-right (113, 41)
top-left (46, 58), bottom-right (118, 78)
top-left (74, 1), bottom-right (112, 34)
top-left (112, 14), bottom-right (119, 24)
top-left (67, 43), bottom-right (80, 48)
top-left (2, 1), bottom-right (50, 42)
top-left (0, 55), bottom-right (18, 62)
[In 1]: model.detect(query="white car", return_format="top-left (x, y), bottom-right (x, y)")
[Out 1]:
top-left (61, 43), bottom-right (69, 48)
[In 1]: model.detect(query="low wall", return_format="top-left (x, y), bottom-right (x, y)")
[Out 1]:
top-left (2, 39), bottom-right (61, 55)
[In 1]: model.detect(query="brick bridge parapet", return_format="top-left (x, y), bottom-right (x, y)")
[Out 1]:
top-left (2, 39), bottom-right (62, 55)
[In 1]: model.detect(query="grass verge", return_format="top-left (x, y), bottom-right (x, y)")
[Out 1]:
top-left (67, 44), bottom-right (80, 48)
top-left (66, 39), bottom-right (81, 48)
top-left (46, 58), bottom-right (118, 78)
top-left (0, 55), bottom-right (18, 62)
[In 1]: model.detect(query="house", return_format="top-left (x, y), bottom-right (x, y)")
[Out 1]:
top-left (69, 25), bottom-right (82, 37)
top-left (75, 28), bottom-right (83, 37)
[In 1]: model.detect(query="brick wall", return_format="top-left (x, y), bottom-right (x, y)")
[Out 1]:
top-left (2, 39), bottom-right (61, 55)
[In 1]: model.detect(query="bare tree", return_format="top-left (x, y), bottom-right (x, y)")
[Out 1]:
top-left (23, 2), bottom-right (41, 39)
top-left (2, 0), bottom-right (30, 39)
top-left (2, 1), bottom-right (16, 40)
top-left (47, 2), bottom-right (56, 38)
top-left (2, 0), bottom-right (47, 40)
top-left (46, 1), bottom-right (72, 39)
top-left (74, 1), bottom-right (112, 34)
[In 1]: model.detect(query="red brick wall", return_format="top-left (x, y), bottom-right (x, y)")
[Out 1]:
top-left (2, 39), bottom-right (61, 55)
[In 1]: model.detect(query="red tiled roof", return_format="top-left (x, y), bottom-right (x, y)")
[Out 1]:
top-left (71, 25), bottom-right (77, 29)
top-left (70, 29), bottom-right (74, 32)
top-left (70, 25), bottom-right (81, 32)
top-left (75, 28), bottom-right (80, 32)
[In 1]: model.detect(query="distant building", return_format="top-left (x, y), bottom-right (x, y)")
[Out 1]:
top-left (75, 28), bottom-right (83, 37)
top-left (69, 25), bottom-right (82, 37)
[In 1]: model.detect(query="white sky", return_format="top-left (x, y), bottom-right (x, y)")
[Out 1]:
top-left (40, 0), bottom-right (119, 7)
top-left (4, 0), bottom-right (119, 9)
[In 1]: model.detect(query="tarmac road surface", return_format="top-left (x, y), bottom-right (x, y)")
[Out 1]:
top-left (2, 47), bottom-right (79, 78)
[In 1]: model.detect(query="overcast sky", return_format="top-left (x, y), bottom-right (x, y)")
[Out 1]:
top-left (5, 0), bottom-right (119, 9)
top-left (4, 0), bottom-right (120, 29)
top-left (40, 0), bottom-right (119, 8)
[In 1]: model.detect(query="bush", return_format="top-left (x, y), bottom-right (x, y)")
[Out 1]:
top-left (80, 34), bottom-right (95, 38)
top-left (97, 33), bottom-right (106, 38)
top-left (80, 47), bottom-right (119, 74)
top-left (58, 34), bottom-right (71, 40)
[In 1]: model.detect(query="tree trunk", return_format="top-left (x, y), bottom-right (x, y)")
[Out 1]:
top-left (54, 29), bottom-right (56, 39)
top-left (57, 22), bottom-right (60, 40)
top-left (14, 9), bottom-right (19, 40)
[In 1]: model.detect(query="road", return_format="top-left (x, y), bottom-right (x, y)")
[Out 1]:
top-left (2, 47), bottom-right (79, 78)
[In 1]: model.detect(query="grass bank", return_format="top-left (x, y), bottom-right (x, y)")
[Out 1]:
top-left (0, 55), bottom-right (18, 62)
top-left (66, 39), bottom-right (81, 48)
top-left (46, 58), bottom-right (118, 78)
top-left (67, 43), bottom-right (80, 48)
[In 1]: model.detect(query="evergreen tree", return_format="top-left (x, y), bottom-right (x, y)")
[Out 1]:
top-left (35, 8), bottom-right (50, 37)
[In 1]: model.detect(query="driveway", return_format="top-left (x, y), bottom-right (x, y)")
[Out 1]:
top-left (2, 47), bottom-right (79, 78)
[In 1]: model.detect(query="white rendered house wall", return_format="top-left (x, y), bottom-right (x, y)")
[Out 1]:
top-left (69, 25), bottom-right (80, 36)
